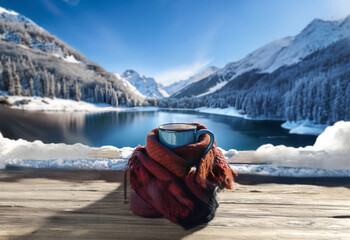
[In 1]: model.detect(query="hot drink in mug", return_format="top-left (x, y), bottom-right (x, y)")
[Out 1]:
top-left (158, 123), bottom-right (214, 154)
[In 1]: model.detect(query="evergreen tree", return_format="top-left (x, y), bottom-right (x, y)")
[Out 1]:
top-left (48, 73), bottom-right (55, 98)
top-left (29, 78), bottom-right (34, 96)
top-left (75, 81), bottom-right (81, 101)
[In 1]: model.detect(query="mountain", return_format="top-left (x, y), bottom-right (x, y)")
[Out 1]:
top-left (122, 69), bottom-right (169, 98)
top-left (161, 66), bottom-right (218, 95)
top-left (173, 16), bottom-right (350, 98)
top-left (112, 72), bottom-right (145, 98)
top-left (160, 17), bottom-right (350, 125)
top-left (0, 6), bottom-right (144, 106)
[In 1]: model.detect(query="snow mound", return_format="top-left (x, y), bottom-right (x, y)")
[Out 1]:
top-left (256, 121), bottom-right (350, 170)
top-left (1, 121), bottom-right (350, 177)
top-left (231, 164), bottom-right (350, 177)
top-left (0, 132), bottom-right (133, 169)
top-left (7, 158), bottom-right (128, 171)
top-left (314, 121), bottom-right (350, 152)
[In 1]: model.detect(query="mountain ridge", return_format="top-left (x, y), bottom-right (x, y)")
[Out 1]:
top-left (160, 17), bottom-right (350, 125)
top-left (122, 69), bottom-right (169, 98)
top-left (0, 6), bottom-right (145, 106)
top-left (173, 15), bottom-right (350, 98)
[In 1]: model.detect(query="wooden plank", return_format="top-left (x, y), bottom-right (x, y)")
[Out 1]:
top-left (0, 170), bottom-right (350, 239)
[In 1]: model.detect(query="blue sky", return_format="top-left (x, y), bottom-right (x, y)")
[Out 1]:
top-left (1, 0), bottom-right (350, 85)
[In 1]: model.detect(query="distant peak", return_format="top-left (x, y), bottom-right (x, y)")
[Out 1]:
top-left (206, 66), bottom-right (219, 71)
top-left (340, 15), bottom-right (350, 26)
top-left (124, 69), bottom-right (136, 73)
top-left (0, 5), bottom-right (43, 31)
top-left (122, 69), bottom-right (139, 77)
top-left (0, 6), bottom-right (19, 16)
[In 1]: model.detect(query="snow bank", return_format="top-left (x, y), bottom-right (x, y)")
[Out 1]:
top-left (256, 121), bottom-right (350, 171)
top-left (0, 132), bottom-right (132, 169)
top-left (4, 95), bottom-right (157, 112)
top-left (1, 121), bottom-right (350, 177)
top-left (6, 159), bottom-right (128, 171)
top-left (231, 164), bottom-right (350, 177)
top-left (282, 120), bottom-right (327, 135)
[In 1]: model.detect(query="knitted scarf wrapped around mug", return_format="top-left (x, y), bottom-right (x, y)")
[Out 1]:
top-left (125, 123), bottom-right (237, 229)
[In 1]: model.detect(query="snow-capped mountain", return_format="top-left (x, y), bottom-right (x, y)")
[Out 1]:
top-left (0, 6), bottom-right (144, 106)
top-left (122, 70), bottom-right (169, 98)
top-left (162, 66), bottom-right (218, 95)
top-left (160, 33), bottom-right (350, 125)
top-left (174, 16), bottom-right (350, 98)
top-left (113, 72), bottom-right (145, 98)
top-left (0, 6), bottom-right (43, 32)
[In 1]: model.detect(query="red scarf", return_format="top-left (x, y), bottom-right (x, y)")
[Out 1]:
top-left (126, 123), bottom-right (237, 229)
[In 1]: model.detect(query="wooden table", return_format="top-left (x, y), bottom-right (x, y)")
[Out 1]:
top-left (1, 170), bottom-right (350, 239)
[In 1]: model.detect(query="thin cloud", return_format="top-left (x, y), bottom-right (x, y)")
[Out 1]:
top-left (62, 0), bottom-right (80, 6)
top-left (42, 0), bottom-right (62, 15)
top-left (154, 59), bottom-right (211, 86)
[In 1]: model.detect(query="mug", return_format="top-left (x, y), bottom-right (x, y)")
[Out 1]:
top-left (158, 123), bottom-right (214, 154)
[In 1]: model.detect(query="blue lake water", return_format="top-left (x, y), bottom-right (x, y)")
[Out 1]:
top-left (0, 107), bottom-right (317, 150)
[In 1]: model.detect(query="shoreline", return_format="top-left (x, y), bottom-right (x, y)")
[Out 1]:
top-left (1, 93), bottom-right (328, 136)
top-left (160, 107), bottom-right (327, 135)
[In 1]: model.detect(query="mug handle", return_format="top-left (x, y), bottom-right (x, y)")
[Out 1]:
top-left (195, 129), bottom-right (215, 155)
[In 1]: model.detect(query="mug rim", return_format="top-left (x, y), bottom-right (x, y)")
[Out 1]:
top-left (159, 123), bottom-right (196, 132)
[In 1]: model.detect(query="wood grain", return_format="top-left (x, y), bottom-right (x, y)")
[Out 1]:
top-left (0, 170), bottom-right (350, 240)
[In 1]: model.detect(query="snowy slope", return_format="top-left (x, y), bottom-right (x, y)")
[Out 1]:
top-left (175, 16), bottom-right (350, 97)
top-left (163, 66), bottom-right (218, 95)
top-left (0, 6), bottom-right (144, 106)
top-left (0, 6), bottom-right (81, 60)
top-left (113, 72), bottom-right (145, 98)
top-left (265, 17), bottom-right (350, 72)
top-left (0, 6), bottom-right (44, 32)
top-left (122, 70), bottom-right (169, 98)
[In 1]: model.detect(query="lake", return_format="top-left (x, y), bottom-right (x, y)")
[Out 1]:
top-left (0, 106), bottom-right (317, 150)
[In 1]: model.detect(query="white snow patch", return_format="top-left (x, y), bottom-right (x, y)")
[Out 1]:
top-left (197, 81), bottom-right (228, 97)
top-left (218, 147), bottom-right (238, 159)
top-left (0, 7), bottom-right (19, 16)
top-left (7, 158), bottom-right (128, 171)
top-left (282, 120), bottom-right (327, 135)
top-left (61, 55), bottom-right (81, 64)
top-left (0, 132), bottom-right (132, 170)
top-left (256, 121), bottom-right (350, 171)
top-left (230, 164), bottom-right (350, 177)
top-left (158, 88), bottom-right (170, 98)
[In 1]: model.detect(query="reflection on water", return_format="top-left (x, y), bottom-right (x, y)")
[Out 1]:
top-left (0, 107), bottom-right (317, 150)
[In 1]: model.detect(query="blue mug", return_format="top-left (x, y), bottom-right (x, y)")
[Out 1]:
top-left (158, 123), bottom-right (214, 154)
